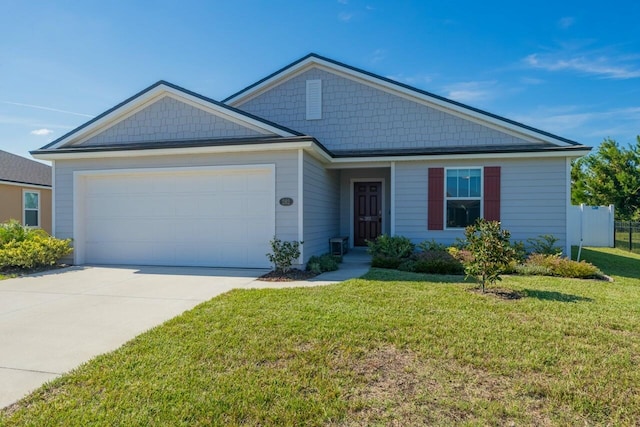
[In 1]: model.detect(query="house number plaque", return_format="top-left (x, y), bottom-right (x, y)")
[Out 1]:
top-left (279, 197), bottom-right (294, 206)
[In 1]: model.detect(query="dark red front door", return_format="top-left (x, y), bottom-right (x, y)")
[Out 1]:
top-left (354, 182), bottom-right (382, 246)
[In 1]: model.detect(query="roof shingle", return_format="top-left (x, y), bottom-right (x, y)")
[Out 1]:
top-left (0, 150), bottom-right (51, 186)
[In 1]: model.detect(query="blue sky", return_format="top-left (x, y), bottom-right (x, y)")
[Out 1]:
top-left (1, 0), bottom-right (638, 160)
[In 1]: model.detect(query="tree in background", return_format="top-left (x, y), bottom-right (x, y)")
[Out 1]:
top-left (572, 137), bottom-right (640, 221)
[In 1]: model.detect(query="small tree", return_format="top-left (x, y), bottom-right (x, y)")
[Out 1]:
top-left (462, 219), bottom-right (516, 292)
top-left (571, 137), bottom-right (640, 221)
top-left (266, 237), bottom-right (302, 273)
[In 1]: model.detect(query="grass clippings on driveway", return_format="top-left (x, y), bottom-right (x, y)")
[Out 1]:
top-left (2, 247), bottom-right (640, 426)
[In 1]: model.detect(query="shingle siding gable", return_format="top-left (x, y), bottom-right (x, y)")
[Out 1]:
top-left (236, 68), bottom-right (542, 153)
top-left (78, 96), bottom-right (269, 147)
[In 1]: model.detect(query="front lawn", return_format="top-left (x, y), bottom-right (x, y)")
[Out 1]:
top-left (2, 248), bottom-right (639, 425)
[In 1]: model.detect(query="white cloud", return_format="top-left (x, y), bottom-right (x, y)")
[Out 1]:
top-left (558, 17), bottom-right (575, 29)
top-left (338, 11), bottom-right (353, 22)
top-left (386, 73), bottom-right (434, 87)
top-left (523, 52), bottom-right (640, 79)
top-left (443, 81), bottom-right (498, 103)
top-left (0, 114), bottom-right (74, 130)
top-left (512, 106), bottom-right (640, 144)
top-left (30, 128), bottom-right (54, 136)
top-left (520, 76), bottom-right (545, 85)
top-left (370, 48), bottom-right (387, 64)
top-left (1, 100), bottom-right (94, 117)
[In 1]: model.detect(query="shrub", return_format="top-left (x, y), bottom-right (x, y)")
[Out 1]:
top-left (462, 219), bottom-right (517, 292)
top-left (511, 240), bottom-right (527, 263)
top-left (522, 254), bottom-right (603, 279)
top-left (514, 263), bottom-right (552, 276)
top-left (527, 234), bottom-right (563, 256)
top-left (306, 253), bottom-right (341, 274)
top-left (397, 259), bottom-right (417, 272)
top-left (371, 255), bottom-right (403, 269)
top-left (0, 219), bottom-right (37, 244)
top-left (0, 226), bottom-right (73, 270)
top-left (448, 247), bottom-right (474, 264)
top-left (366, 235), bottom-right (414, 259)
top-left (266, 237), bottom-right (302, 273)
top-left (410, 250), bottom-right (464, 274)
top-left (417, 239), bottom-right (447, 252)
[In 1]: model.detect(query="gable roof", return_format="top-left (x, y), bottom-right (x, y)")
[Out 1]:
top-left (224, 53), bottom-right (585, 148)
top-left (40, 80), bottom-right (303, 151)
top-left (0, 150), bottom-right (51, 187)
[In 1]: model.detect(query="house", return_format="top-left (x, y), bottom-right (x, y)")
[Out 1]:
top-left (0, 150), bottom-right (52, 233)
top-left (31, 54), bottom-right (591, 268)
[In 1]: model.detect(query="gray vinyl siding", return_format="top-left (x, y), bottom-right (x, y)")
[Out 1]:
top-left (79, 96), bottom-right (269, 146)
top-left (237, 68), bottom-right (541, 153)
top-left (53, 150), bottom-right (299, 264)
top-left (339, 168), bottom-right (391, 246)
top-left (302, 153), bottom-right (340, 262)
top-left (394, 158), bottom-right (568, 250)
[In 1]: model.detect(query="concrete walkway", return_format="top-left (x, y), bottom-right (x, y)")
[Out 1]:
top-left (0, 251), bottom-right (370, 409)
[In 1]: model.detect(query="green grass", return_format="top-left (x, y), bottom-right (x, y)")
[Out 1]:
top-left (2, 248), bottom-right (640, 425)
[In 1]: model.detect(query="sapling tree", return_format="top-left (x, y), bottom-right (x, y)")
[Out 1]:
top-left (462, 219), bottom-right (516, 292)
top-left (266, 237), bottom-right (302, 273)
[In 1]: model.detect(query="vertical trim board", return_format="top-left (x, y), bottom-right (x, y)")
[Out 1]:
top-left (483, 166), bottom-right (501, 221)
top-left (427, 168), bottom-right (444, 230)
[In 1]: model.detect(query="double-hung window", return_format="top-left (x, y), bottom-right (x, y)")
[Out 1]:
top-left (23, 190), bottom-right (40, 227)
top-left (445, 168), bottom-right (481, 228)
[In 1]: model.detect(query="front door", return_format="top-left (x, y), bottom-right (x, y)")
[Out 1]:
top-left (354, 181), bottom-right (382, 246)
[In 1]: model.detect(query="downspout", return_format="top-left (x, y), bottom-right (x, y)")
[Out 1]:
top-left (390, 161), bottom-right (396, 236)
top-left (298, 149), bottom-right (304, 264)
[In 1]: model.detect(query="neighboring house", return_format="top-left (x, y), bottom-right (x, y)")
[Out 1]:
top-left (0, 150), bottom-right (52, 233)
top-left (32, 54), bottom-right (591, 268)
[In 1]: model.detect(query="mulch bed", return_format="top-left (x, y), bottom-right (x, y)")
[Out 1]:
top-left (0, 264), bottom-right (70, 277)
top-left (258, 269), bottom-right (318, 282)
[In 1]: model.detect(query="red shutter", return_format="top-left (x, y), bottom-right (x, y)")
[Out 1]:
top-left (484, 166), bottom-right (501, 221)
top-left (428, 168), bottom-right (444, 230)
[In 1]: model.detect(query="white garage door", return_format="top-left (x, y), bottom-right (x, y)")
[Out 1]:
top-left (78, 166), bottom-right (275, 268)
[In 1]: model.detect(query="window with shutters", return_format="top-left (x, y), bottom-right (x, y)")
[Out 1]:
top-left (445, 168), bottom-right (482, 228)
top-left (428, 166), bottom-right (500, 230)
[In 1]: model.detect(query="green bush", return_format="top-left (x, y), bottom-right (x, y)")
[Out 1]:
top-left (371, 255), bottom-right (403, 269)
top-left (266, 237), bottom-right (302, 273)
top-left (366, 235), bottom-right (414, 259)
top-left (514, 263), bottom-right (552, 276)
top-left (306, 253), bottom-right (341, 274)
top-left (527, 234), bottom-right (563, 256)
top-left (0, 222), bottom-right (73, 270)
top-left (416, 239), bottom-right (447, 252)
top-left (397, 259), bottom-right (417, 272)
top-left (407, 250), bottom-right (464, 274)
top-left (522, 254), bottom-right (603, 279)
top-left (462, 219), bottom-right (517, 292)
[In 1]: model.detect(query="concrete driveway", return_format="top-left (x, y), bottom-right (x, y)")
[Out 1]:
top-left (0, 265), bottom-right (266, 409)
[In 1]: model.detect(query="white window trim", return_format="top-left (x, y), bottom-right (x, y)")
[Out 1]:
top-left (444, 166), bottom-right (484, 230)
top-left (23, 189), bottom-right (41, 228)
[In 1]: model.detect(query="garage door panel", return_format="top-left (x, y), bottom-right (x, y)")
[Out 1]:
top-left (221, 175), bottom-right (247, 192)
top-left (81, 167), bottom-right (275, 268)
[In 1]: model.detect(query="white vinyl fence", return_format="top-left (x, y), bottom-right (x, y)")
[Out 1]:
top-left (569, 204), bottom-right (615, 247)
